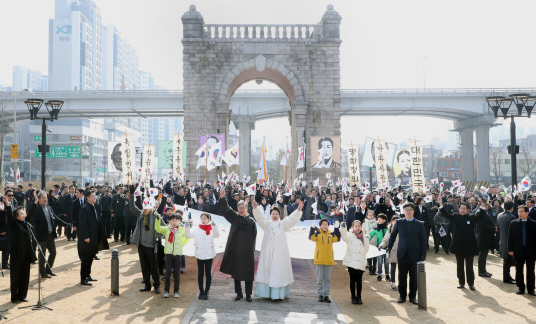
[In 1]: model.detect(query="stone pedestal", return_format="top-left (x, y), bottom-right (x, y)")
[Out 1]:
top-left (459, 128), bottom-right (475, 182)
top-left (234, 116), bottom-right (255, 178)
top-left (476, 124), bottom-right (491, 182)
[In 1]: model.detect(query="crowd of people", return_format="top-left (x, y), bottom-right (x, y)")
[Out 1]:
top-left (0, 177), bottom-right (535, 307)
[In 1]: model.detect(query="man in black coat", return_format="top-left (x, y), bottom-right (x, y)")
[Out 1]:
top-left (508, 205), bottom-right (536, 295)
top-left (217, 190), bottom-right (257, 302)
top-left (101, 189), bottom-right (113, 238)
top-left (72, 188), bottom-right (86, 241)
top-left (374, 196), bottom-right (396, 222)
top-left (497, 201), bottom-right (517, 284)
top-left (78, 190), bottom-right (109, 286)
top-left (62, 186), bottom-right (77, 241)
top-left (27, 190), bottom-right (71, 278)
top-left (387, 202), bottom-right (427, 305)
top-left (476, 209), bottom-right (498, 277)
top-left (439, 198), bottom-right (487, 290)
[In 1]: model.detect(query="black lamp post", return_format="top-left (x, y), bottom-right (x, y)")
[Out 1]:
top-left (486, 94), bottom-right (536, 190)
top-left (24, 98), bottom-right (64, 190)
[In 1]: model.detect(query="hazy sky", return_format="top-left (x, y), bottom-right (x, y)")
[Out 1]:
top-left (1, 0), bottom-right (535, 149)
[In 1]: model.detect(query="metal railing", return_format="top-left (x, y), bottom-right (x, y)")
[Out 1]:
top-left (2, 88), bottom-right (535, 98)
top-left (203, 24), bottom-right (322, 39)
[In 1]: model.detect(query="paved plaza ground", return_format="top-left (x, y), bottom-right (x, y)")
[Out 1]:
top-left (1, 236), bottom-right (536, 323)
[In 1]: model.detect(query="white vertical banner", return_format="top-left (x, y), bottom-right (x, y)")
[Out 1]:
top-left (347, 143), bottom-right (361, 187)
top-left (409, 140), bottom-right (424, 193)
top-left (173, 134), bottom-right (184, 178)
top-left (374, 139), bottom-right (389, 188)
top-left (141, 145), bottom-right (155, 183)
top-left (120, 134), bottom-right (136, 185)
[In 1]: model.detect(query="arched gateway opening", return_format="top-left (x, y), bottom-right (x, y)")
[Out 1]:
top-left (181, 4), bottom-right (342, 182)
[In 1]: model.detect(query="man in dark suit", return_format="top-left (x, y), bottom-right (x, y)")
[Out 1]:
top-left (62, 185), bottom-right (77, 241)
top-left (387, 202), bottom-right (427, 305)
top-left (27, 190), bottom-right (71, 278)
top-left (497, 201), bottom-right (516, 284)
top-left (508, 205), bottom-right (536, 295)
top-left (78, 190), bottom-right (109, 286)
top-left (71, 188), bottom-right (86, 241)
top-left (526, 198), bottom-right (536, 221)
top-left (374, 196), bottom-right (396, 222)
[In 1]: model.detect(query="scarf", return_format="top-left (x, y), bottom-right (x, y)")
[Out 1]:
top-left (143, 210), bottom-right (153, 230)
top-left (168, 226), bottom-right (178, 244)
top-left (199, 224), bottom-right (212, 235)
top-left (352, 229), bottom-right (364, 244)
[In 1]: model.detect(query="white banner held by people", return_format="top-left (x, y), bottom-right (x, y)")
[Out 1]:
top-left (120, 134), bottom-right (136, 185)
top-left (172, 134), bottom-right (184, 178)
top-left (347, 143), bottom-right (361, 187)
top-left (374, 139), bottom-right (389, 188)
top-left (409, 140), bottom-right (424, 193)
top-left (140, 145), bottom-right (155, 183)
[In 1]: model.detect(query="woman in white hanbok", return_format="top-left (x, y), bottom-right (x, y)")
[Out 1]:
top-left (252, 200), bottom-right (304, 300)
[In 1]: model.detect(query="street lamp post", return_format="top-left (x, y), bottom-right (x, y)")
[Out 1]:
top-left (24, 99), bottom-right (64, 190)
top-left (486, 94), bottom-right (536, 190)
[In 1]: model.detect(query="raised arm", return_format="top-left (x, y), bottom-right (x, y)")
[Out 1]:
top-left (340, 223), bottom-right (349, 243)
top-left (216, 194), bottom-right (237, 224)
top-left (253, 206), bottom-right (269, 230)
top-left (129, 192), bottom-right (141, 215)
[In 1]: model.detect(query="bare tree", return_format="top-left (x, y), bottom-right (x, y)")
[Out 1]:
top-left (0, 99), bottom-right (14, 189)
top-left (518, 147), bottom-right (536, 179)
top-left (490, 147), bottom-right (502, 184)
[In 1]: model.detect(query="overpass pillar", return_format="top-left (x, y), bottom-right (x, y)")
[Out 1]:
top-left (476, 124), bottom-right (491, 183)
top-left (234, 116), bottom-right (255, 178)
top-left (459, 128), bottom-right (475, 183)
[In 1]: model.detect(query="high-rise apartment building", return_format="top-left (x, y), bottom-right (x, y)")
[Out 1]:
top-left (49, 0), bottom-right (138, 91)
top-left (12, 66), bottom-right (48, 91)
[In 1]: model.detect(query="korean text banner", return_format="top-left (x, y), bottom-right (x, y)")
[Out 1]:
top-left (120, 134), bottom-right (136, 185)
top-left (172, 134), bottom-right (185, 177)
top-left (347, 143), bottom-right (361, 186)
top-left (409, 140), bottom-right (424, 192)
top-left (374, 139), bottom-right (389, 188)
top-left (361, 137), bottom-right (397, 170)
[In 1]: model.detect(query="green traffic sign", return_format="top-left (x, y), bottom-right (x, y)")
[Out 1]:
top-left (34, 136), bottom-right (51, 141)
top-left (35, 146), bottom-right (82, 159)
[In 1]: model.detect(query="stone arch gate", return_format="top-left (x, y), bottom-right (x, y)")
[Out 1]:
top-left (181, 4), bottom-right (342, 182)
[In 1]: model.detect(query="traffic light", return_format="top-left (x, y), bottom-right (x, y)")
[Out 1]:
top-left (507, 145), bottom-right (519, 154)
top-left (37, 145), bottom-right (50, 153)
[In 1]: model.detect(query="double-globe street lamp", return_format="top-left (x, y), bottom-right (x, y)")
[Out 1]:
top-left (24, 99), bottom-right (64, 190)
top-left (486, 94), bottom-right (536, 190)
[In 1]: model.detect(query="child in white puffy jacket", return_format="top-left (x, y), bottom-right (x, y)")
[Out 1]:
top-left (340, 220), bottom-right (369, 305)
top-left (184, 212), bottom-right (220, 300)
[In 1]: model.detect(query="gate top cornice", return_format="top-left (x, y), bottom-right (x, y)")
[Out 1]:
top-left (181, 4), bottom-right (342, 42)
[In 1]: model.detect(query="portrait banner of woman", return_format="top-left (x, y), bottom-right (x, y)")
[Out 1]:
top-left (393, 149), bottom-right (412, 179)
top-left (311, 136), bottom-right (341, 168)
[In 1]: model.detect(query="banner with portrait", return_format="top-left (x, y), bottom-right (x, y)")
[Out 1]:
top-left (199, 134), bottom-right (226, 154)
top-left (140, 145), bottom-right (155, 183)
top-left (120, 134), bottom-right (136, 185)
top-left (409, 140), bottom-right (424, 193)
top-left (158, 140), bottom-right (173, 169)
top-left (361, 137), bottom-right (397, 170)
top-left (393, 149), bottom-right (412, 179)
top-left (347, 143), bottom-right (361, 187)
top-left (374, 139), bottom-right (389, 188)
top-left (108, 141), bottom-right (122, 172)
top-left (310, 136), bottom-right (341, 169)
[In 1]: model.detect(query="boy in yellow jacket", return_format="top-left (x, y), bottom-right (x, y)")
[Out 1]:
top-left (309, 218), bottom-right (340, 303)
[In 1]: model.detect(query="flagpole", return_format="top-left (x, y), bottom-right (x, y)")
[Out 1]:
top-left (238, 135), bottom-right (241, 183)
top-left (205, 134), bottom-right (208, 184)
top-left (285, 136), bottom-right (288, 186)
top-left (322, 137), bottom-right (326, 188)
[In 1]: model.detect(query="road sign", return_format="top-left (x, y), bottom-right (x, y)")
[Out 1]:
top-left (10, 144), bottom-right (18, 159)
top-left (69, 136), bottom-right (82, 141)
top-left (102, 161), bottom-right (108, 165)
top-left (102, 156), bottom-right (108, 160)
top-left (34, 136), bottom-right (51, 141)
top-left (35, 146), bottom-right (82, 159)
